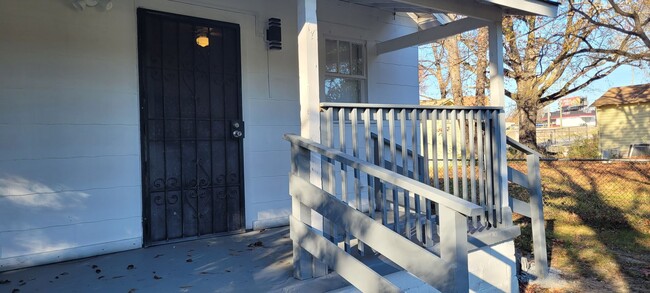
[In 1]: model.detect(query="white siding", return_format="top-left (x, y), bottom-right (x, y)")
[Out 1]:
top-left (318, 1), bottom-right (420, 104)
top-left (597, 103), bottom-right (650, 157)
top-left (0, 0), bottom-right (418, 271)
top-left (0, 0), bottom-right (141, 271)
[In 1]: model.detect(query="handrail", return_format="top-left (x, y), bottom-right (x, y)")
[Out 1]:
top-left (505, 137), bottom-right (548, 278)
top-left (284, 134), bottom-right (483, 217)
top-left (506, 136), bottom-right (541, 157)
top-left (321, 102), bottom-right (503, 111)
top-left (287, 133), bottom-right (472, 291)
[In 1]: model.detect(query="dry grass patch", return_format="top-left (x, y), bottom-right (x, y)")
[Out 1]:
top-left (510, 161), bottom-right (650, 292)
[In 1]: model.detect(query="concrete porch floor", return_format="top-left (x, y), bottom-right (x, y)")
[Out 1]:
top-left (0, 227), bottom-right (351, 293)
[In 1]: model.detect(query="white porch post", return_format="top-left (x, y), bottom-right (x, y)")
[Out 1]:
top-left (488, 19), bottom-right (519, 291)
top-left (296, 0), bottom-right (328, 278)
top-left (298, 0), bottom-right (321, 143)
top-left (488, 20), bottom-right (513, 225)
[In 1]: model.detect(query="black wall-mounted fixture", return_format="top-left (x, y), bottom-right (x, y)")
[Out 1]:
top-left (266, 18), bottom-right (282, 50)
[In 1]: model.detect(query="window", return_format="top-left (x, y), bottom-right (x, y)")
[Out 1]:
top-left (324, 39), bottom-right (365, 103)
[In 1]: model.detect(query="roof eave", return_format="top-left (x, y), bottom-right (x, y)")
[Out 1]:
top-left (479, 0), bottom-right (559, 17)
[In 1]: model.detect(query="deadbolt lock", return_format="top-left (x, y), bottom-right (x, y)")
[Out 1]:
top-left (231, 120), bottom-right (245, 139)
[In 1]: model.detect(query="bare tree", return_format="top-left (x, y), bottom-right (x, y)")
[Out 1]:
top-left (419, 21), bottom-right (489, 106)
top-left (568, 0), bottom-right (650, 63)
top-left (503, 7), bottom-right (637, 148)
top-left (420, 5), bottom-right (643, 149)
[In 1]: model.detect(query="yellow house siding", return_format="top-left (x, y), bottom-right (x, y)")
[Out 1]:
top-left (596, 102), bottom-right (650, 157)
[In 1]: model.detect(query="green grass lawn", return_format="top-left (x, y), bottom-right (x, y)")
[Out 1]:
top-left (509, 161), bottom-right (650, 292)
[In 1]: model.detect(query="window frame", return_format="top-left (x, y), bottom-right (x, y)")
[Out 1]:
top-left (320, 37), bottom-right (368, 103)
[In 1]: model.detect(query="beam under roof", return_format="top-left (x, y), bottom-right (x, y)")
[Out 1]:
top-left (376, 17), bottom-right (488, 54)
top-left (480, 0), bottom-right (558, 17)
top-left (392, 0), bottom-right (503, 21)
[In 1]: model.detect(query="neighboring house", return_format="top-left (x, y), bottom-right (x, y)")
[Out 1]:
top-left (0, 0), bottom-right (558, 291)
top-left (542, 97), bottom-right (597, 127)
top-left (546, 108), bottom-right (597, 127)
top-left (592, 84), bottom-right (650, 158)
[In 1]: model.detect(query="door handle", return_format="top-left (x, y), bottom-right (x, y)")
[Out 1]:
top-left (231, 120), bottom-right (245, 139)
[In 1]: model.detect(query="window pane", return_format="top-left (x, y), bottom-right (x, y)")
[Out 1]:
top-left (338, 41), bottom-right (350, 75)
top-left (325, 40), bottom-right (338, 73)
top-left (351, 43), bottom-right (363, 75)
top-left (324, 77), bottom-right (360, 103)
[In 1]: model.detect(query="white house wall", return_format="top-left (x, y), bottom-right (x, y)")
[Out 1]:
top-left (0, 0), bottom-right (417, 271)
top-left (0, 0), bottom-right (142, 271)
top-left (318, 1), bottom-right (420, 104)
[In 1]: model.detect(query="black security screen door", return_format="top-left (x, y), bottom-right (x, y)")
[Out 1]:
top-left (138, 9), bottom-right (244, 245)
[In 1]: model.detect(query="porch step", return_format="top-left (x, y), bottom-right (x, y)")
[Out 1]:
top-left (321, 246), bottom-right (438, 292)
top-left (328, 270), bottom-right (439, 293)
top-left (330, 208), bottom-right (520, 254)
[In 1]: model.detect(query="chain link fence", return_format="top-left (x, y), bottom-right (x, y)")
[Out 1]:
top-left (508, 159), bottom-right (650, 229)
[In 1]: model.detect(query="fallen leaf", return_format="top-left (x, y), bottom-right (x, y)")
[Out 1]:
top-left (112, 276), bottom-right (124, 279)
top-left (91, 265), bottom-right (98, 269)
top-left (641, 267), bottom-right (650, 278)
top-left (97, 276), bottom-right (104, 280)
top-left (95, 269), bottom-right (101, 274)
top-left (225, 270), bottom-right (231, 273)
top-left (0, 280), bottom-right (10, 285)
top-left (11, 289), bottom-right (20, 293)
top-left (153, 275), bottom-right (162, 280)
top-left (59, 272), bottom-right (68, 276)
top-left (127, 264), bottom-right (135, 270)
top-left (247, 241), bottom-right (263, 247)
top-left (186, 259), bottom-right (193, 263)
top-left (153, 254), bottom-right (163, 259)
top-left (128, 289), bottom-right (137, 293)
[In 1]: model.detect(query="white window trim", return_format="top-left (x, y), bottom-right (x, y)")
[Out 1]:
top-left (319, 36), bottom-right (368, 103)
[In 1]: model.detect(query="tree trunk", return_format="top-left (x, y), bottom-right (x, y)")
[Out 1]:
top-left (518, 100), bottom-right (539, 149)
top-left (443, 37), bottom-right (463, 104)
top-left (474, 27), bottom-right (489, 103)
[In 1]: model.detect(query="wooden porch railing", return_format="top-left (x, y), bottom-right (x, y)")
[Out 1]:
top-left (506, 137), bottom-right (549, 278)
top-left (284, 103), bottom-right (548, 291)
top-left (319, 103), bottom-right (512, 230)
top-left (285, 134), bottom-right (481, 292)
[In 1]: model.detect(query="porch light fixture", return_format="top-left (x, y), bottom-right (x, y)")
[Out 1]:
top-left (266, 18), bottom-right (282, 50)
top-left (196, 35), bottom-right (209, 47)
top-left (195, 28), bottom-right (210, 48)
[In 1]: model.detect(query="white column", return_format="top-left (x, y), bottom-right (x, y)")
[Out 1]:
top-left (489, 20), bottom-right (513, 224)
top-left (298, 0), bottom-right (321, 142)
top-left (488, 18), bottom-right (517, 291)
top-left (297, 0), bottom-right (327, 278)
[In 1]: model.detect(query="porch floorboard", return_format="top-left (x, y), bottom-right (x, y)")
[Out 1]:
top-left (0, 227), bottom-right (350, 293)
